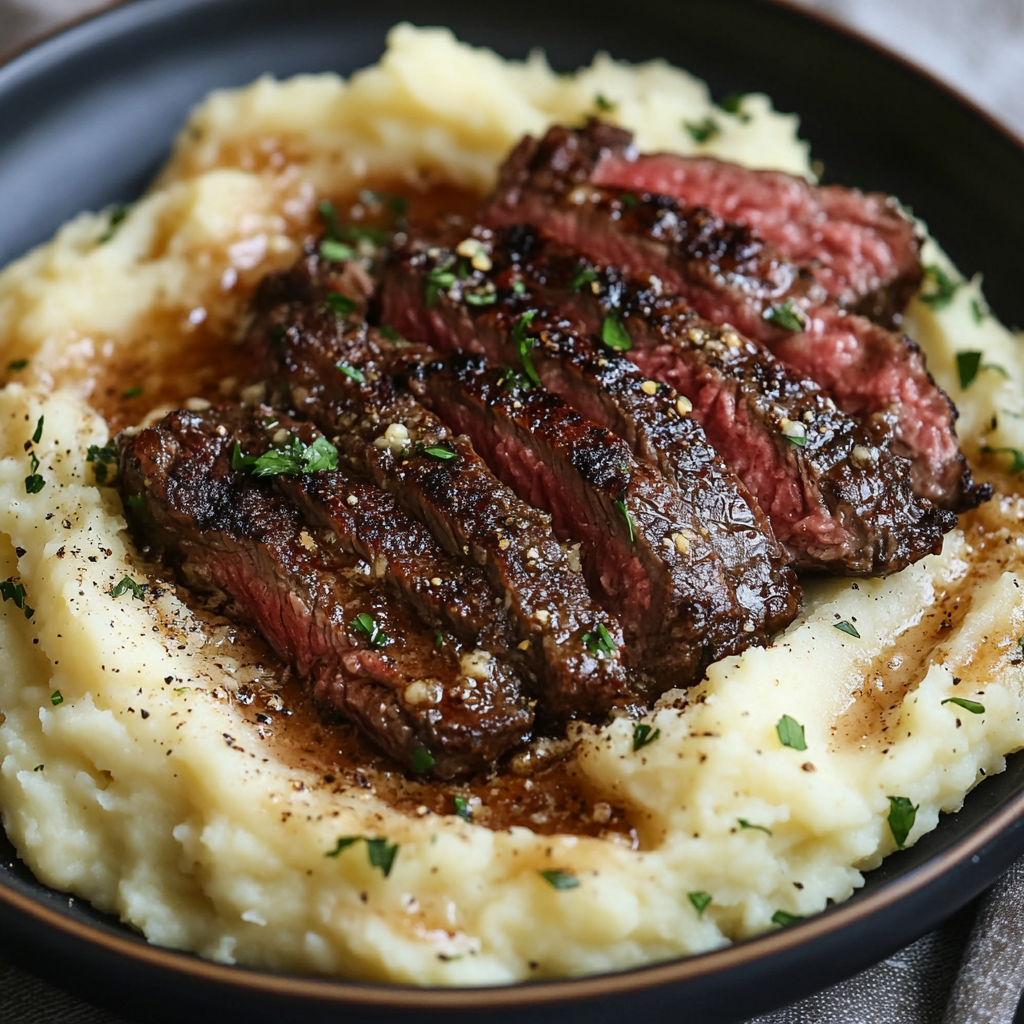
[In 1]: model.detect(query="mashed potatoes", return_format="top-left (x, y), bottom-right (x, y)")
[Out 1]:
top-left (1, 24), bottom-right (1023, 985)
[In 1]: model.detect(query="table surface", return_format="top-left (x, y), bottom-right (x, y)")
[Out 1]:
top-left (0, 1), bottom-right (1022, 1022)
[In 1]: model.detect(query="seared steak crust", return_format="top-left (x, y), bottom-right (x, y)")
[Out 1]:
top-left (487, 129), bottom-right (988, 514)
top-left (248, 254), bottom-right (638, 721)
top-left (563, 120), bottom-right (924, 324)
top-left (117, 405), bottom-right (533, 778)
top-left (384, 229), bottom-right (955, 576)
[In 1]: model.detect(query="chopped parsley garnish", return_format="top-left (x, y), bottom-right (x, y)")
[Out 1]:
top-left (632, 723), bottom-right (661, 752)
top-left (971, 298), bottom-right (988, 324)
top-left (688, 891), bottom-right (713, 916)
top-left (325, 836), bottom-right (399, 877)
top-left (942, 696), bottom-right (985, 715)
top-left (412, 443), bottom-right (458, 462)
top-left (539, 870), bottom-right (580, 891)
top-left (25, 454), bottom-right (44, 495)
top-left (425, 256), bottom-right (457, 306)
top-left (684, 117), bottom-right (721, 144)
top-left (613, 499), bottom-right (635, 542)
top-left (434, 629), bottom-right (445, 648)
top-left (365, 837), bottom-right (400, 877)
top-left (619, 193), bottom-right (639, 209)
top-left (174, 687), bottom-right (190, 696)
top-left (98, 204), bottom-right (129, 244)
top-left (594, 93), bottom-right (616, 112)
top-left (601, 312), bottom-right (632, 352)
top-left (775, 714), bottom-right (807, 751)
top-left (87, 441), bottom-right (118, 484)
top-left (498, 367), bottom-right (532, 393)
top-left (454, 795), bottom-right (472, 821)
top-left (33, 765), bottom-right (43, 772)
top-left (920, 265), bottom-right (959, 310)
top-left (582, 622), bottom-right (617, 657)
top-left (111, 576), bottom-right (147, 601)
top-left (512, 281), bottom-right (526, 295)
top-left (1, 578), bottom-right (34, 619)
top-left (738, 818), bottom-right (772, 835)
top-left (358, 189), bottom-right (408, 217)
top-left (771, 910), bottom-right (804, 927)
top-left (570, 265), bottom-right (598, 292)
top-left (351, 611), bottom-right (390, 649)
top-left (126, 493), bottom-right (151, 523)
top-left (834, 620), bottom-right (861, 638)
top-left (982, 445), bottom-right (1024, 475)
top-left (336, 362), bottom-right (365, 383)
top-left (719, 92), bottom-right (751, 122)
top-left (957, 351), bottom-right (983, 389)
top-left (32, 415), bottom-right (44, 445)
top-left (232, 435), bottom-right (339, 477)
top-left (7, 359), bottom-right (28, 371)
top-left (50, 690), bottom-right (64, 707)
top-left (887, 795), bottom-right (918, 849)
top-left (464, 289), bottom-right (498, 307)
top-left (762, 301), bottom-right (805, 332)
top-left (378, 324), bottom-right (404, 343)
top-left (319, 239), bottom-right (358, 262)
top-left (122, 386), bottom-right (143, 399)
top-left (325, 291), bottom-right (358, 317)
top-left (512, 310), bottom-right (542, 386)
top-left (412, 747), bottom-right (436, 774)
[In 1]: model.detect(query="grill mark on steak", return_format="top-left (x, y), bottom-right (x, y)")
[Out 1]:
top-left (408, 351), bottom-right (778, 681)
top-left (248, 254), bottom-right (638, 721)
top-left (384, 228), bottom-right (955, 576)
top-left (566, 120), bottom-right (923, 325)
top-left (381, 238), bottom-right (801, 638)
top-left (487, 128), bottom-right (989, 514)
top-left (116, 405), bottom-right (533, 778)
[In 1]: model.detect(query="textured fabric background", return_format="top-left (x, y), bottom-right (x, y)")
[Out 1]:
top-left (0, 1), bottom-right (1023, 1022)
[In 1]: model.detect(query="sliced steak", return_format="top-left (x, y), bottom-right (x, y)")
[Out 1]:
top-left (554, 120), bottom-right (923, 324)
top-left (248, 255), bottom-right (639, 721)
top-left (385, 229), bottom-right (955, 575)
top-left (117, 405), bottom-right (533, 778)
top-left (409, 351), bottom-right (770, 681)
top-left (381, 238), bottom-right (800, 637)
top-left (487, 132), bottom-right (988, 514)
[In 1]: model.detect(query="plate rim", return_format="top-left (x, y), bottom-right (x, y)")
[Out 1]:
top-left (1, 0), bottom-right (1024, 1014)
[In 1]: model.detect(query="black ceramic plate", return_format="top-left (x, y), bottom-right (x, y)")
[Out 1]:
top-left (2, 2), bottom-right (1024, 1022)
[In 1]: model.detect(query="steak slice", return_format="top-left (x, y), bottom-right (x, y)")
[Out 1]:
top-left (384, 228), bottom-right (955, 576)
top-left (555, 121), bottom-right (923, 324)
top-left (409, 351), bottom-right (770, 681)
top-left (381, 237), bottom-right (800, 637)
top-left (117, 405), bottom-right (533, 778)
top-left (248, 257), bottom-right (638, 721)
top-left (487, 132), bottom-right (988, 514)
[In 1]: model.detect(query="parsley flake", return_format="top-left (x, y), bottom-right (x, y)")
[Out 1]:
top-left (413, 443), bottom-right (459, 462)
top-left (498, 366), bottom-right (532, 393)
top-left (324, 836), bottom-right (361, 858)
top-left (122, 386), bottom-right (143, 399)
top-left (601, 312), bottom-right (632, 352)
top-left (920, 265), bottom-right (959, 310)
top-left (320, 239), bottom-right (358, 262)
top-left (425, 256), bottom-right (457, 307)
top-left (32, 415), bottom-right (44, 445)
top-left (379, 324), bottom-right (404, 343)
top-left (454, 796), bottom-right (472, 822)
top-left (887, 795), bottom-right (918, 849)
top-left (111, 576), bottom-right (147, 601)
top-left (971, 298), bottom-right (988, 324)
top-left (325, 292), bottom-right (358, 317)
top-left (613, 499), bottom-right (636, 542)
top-left (619, 193), bottom-right (639, 209)
top-left (762, 301), bottom-right (805, 332)
top-left (512, 310), bottom-right (542, 386)
top-left (688, 891), bottom-right (713, 916)
top-left (50, 690), bottom-right (63, 706)
top-left (87, 441), bottom-right (118, 484)
top-left (464, 290), bottom-right (498, 307)
top-left (412, 747), bottom-right (436, 774)
top-left (771, 910), bottom-right (804, 927)
top-left (982, 445), bottom-right (1024, 475)
top-left (738, 818), bottom-right (772, 835)
top-left (336, 362), bottom-right (365, 383)
top-left (776, 714), bottom-right (807, 751)
top-left (540, 870), bottom-right (580, 891)
top-left (98, 204), bottom-right (129, 244)
top-left (365, 837), bottom-right (399, 877)
top-left (358, 190), bottom-right (408, 217)
top-left (834, 620), bottom-right (861, 638)
top-left (956, 351), bottom-right (982, 389)
top-left (594, 93), bottom-right (616, 112)
top-left (633, 723), bottom-right (661, 751)
top-left (33, 765), bottom-right (43, 772)
top-left (351, 611), bottom-right (390, 648)
top-left (684, 117), bottom-right (721, 144)
top-left (233, 435), bottom-right (339, 477)
top-left (942, 696), bottom-right (985, 715)
top-left (126, 493), bottom-right (151, 522)
top-left (25, 469), bottom-right (45, 495)
top-left (582, 622), bottom-right (618, 657)
top-left (719, 93), bottom-right (751, 122)
top-left (7, 359), bottom-right (28, 371)
top-left (0, 578), bottom-right (34, 619)
top-left (570, 265), bottom-right (598, 292)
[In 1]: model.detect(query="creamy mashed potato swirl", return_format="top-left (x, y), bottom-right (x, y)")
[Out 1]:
top-left (1, 24), bottom-right (1023, 985)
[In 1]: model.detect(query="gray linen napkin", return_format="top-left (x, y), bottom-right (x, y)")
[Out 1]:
top-left (2, 2), bottom-right (1024, 1023)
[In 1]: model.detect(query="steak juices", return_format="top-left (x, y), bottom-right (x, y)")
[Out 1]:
top-left (118, 122), bottom-right (984, 776)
